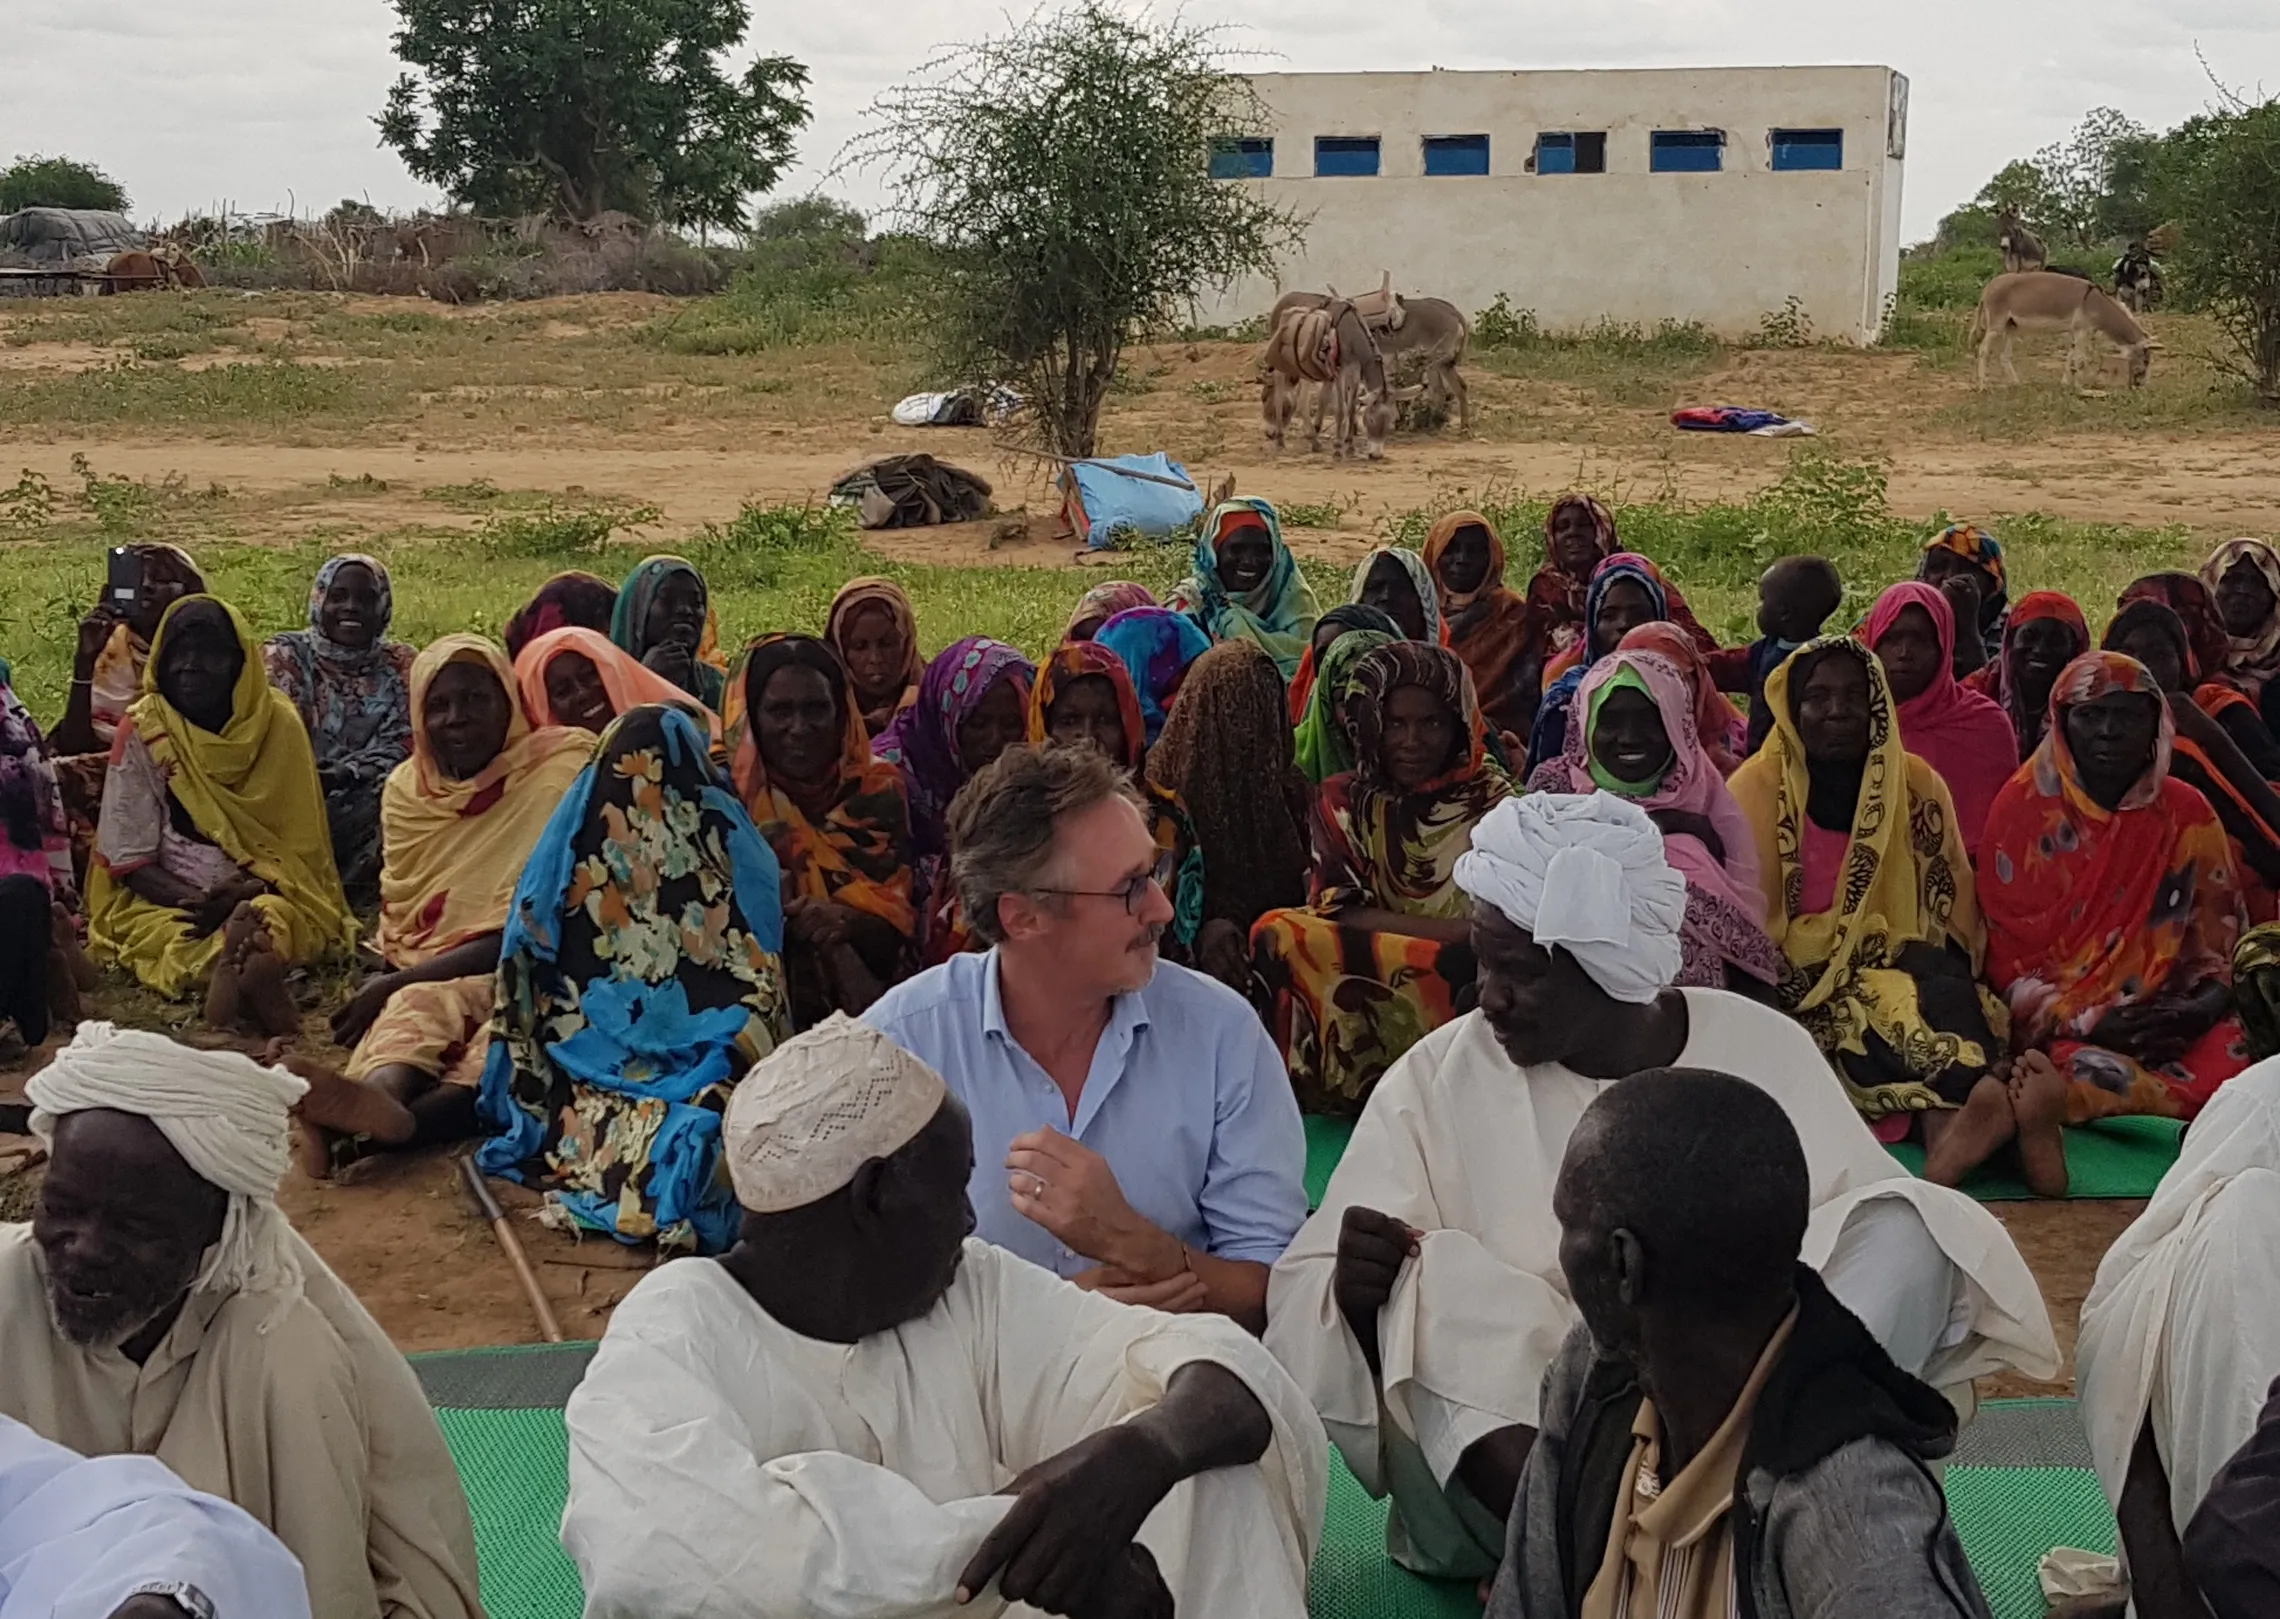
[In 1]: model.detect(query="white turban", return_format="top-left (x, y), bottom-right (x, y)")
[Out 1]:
top-left (723, 1014), bottom-right (948, 1213)
top-left (27, 1022), bottom-right (309, 1303)
top-left (1454, 792), bottom-right (1689, 1004)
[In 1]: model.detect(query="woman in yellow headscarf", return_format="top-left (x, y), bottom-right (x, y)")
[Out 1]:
top-left (87, 596), bottom-right (359, 1033)
top-left (290, 635), bottom-right (594, 1173)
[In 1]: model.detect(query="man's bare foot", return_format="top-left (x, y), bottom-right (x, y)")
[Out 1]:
top-left (1921, 1075), bottom-right (2018, 1187)
top-left (292, 1115), bottom-right (338, 1181)
top-left (284, 1056), bottom-right (418, 1146)
top-left (2011, 1050), bottom-right (2071, 1198)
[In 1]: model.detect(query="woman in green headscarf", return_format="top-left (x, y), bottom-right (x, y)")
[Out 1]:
top-left (1293, 627), bottom-right (1396, 786)
top-left (611, 554), bottom-right (728, 709)
top-left (1167, 498), bottom-right (1321, 679)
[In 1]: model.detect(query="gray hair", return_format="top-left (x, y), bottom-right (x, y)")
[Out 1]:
top-left (946, 742), bottom-right (1142, 945)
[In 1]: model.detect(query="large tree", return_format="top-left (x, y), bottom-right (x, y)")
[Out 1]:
top-left (2153, 99), bottom-right (2280, 403)
top-left (846, 2), bottom-right (1299, 457)
top-left (0, 155), bottom-right (128, 214)
top-left (377, 0), bottom-right (810, 227)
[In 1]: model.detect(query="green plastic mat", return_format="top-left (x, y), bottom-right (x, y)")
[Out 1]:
top-left (1308, 1111), bottom-right (2177, 1208)
top-left (431, 1379), bottom-right (2116, 1619)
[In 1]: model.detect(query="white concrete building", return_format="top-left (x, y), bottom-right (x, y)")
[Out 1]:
top-left (1202, 66), bottom-right (1908, 345)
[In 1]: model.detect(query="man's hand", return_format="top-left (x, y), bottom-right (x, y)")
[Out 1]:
top-left (329, 971), bottom-right (403, 1048)
top-left (956, 1426), bottom-right (1176, 1617)
top-left (1070, 1265), bottom-right (1207, 1313)
top-left (1007, 1130), bottom-right (1175, 1278)
top-left (1333, 1206), bottom-right (1421, 1374)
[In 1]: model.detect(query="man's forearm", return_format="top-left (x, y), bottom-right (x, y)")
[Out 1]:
top-left (1127, 1362), bottom-right (1272, 1487)
top-left (1456, 1425), bottom-right (1536, 1524)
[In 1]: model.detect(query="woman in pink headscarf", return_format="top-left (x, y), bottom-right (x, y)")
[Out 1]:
top-left (1864, 581), bottom-right (2018, 856)
top-left (1527, 646), bottom-right (1780, 992)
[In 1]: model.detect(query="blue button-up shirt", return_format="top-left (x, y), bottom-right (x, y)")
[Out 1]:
top-left (864, 951), bottom-right (1307, 1278)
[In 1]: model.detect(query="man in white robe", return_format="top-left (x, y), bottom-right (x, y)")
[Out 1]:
top-left (0, 1023), bottom-right (483, 1619)
top-left (563, 1012), bottom-right (1327, 1619)
top-left (1266, 793), bottom-right (2058, 1579)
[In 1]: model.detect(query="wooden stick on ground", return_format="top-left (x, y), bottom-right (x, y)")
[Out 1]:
top-left (459, 1156), bottom-right (564, 1343)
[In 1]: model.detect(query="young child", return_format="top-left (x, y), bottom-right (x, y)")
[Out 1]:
top-left (1706, 555), bottom-right (1844, 756)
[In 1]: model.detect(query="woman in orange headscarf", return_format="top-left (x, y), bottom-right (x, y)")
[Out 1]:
top-left (1423, 509), bottom-right (1541, 743)
top-left (724, 633), bottom-right (915, 1026)
top-left (825, 577), bottom-right (924, 737)
top-left (515, 625), bottom-right (721, 742)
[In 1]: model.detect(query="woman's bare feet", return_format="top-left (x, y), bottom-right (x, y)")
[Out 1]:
top-left (1921, 1074), bottom-right (2018, 1187)
top-left (202, 904), bottom-right (261, 1032)
top-left (229, 905), bottom-right (301, 1039)
top-left (2011, 1050), bottom-right (2071, 1197)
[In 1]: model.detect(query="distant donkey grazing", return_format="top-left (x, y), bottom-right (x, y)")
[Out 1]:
top-left (1996, 208), bottom-right (2048, 276)
top-left (1970, 271), bottom-right (2159, 390)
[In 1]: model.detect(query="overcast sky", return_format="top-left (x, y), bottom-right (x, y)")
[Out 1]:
top-left (7, 1), bottom-right (2276, 241)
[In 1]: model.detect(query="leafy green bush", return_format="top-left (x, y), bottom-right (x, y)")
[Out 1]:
top-left (0, 154), bottom-right (128, 212)
top-left (1898, 246), bottom-right (2005, 311)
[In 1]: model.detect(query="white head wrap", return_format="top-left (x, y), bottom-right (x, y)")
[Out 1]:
top-left (26, 1022), bottom-right (309, 1303)
top-left (1454, 792), bottom-right (1689, 1004)
top-left (723, 1013), bottom-right (949, 1213)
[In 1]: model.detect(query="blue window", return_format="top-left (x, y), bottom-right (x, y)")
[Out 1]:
top-left (1770, 128), bottom-right (1844, 171)
top-left (1209, 138), bottom-right (1273, 180)
top-left (1650, 130), bottom-right (1725, 173)
top-left (1314, 137), bottom-right (1381, 178)
top-left (1422, 134), bottom-right (1490, 176)
top-left (1534, 131), bottom-right (1605, 174)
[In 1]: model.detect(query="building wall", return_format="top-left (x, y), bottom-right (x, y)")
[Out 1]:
top-left (1202, 66), bottom-right (1907, 345)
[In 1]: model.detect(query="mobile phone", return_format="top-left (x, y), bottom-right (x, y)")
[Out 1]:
top-left (106, 546), bottom-right (142, 613)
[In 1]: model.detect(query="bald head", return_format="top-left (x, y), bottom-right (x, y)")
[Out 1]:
top-left (1759, 555), bottom-right (1843, 644)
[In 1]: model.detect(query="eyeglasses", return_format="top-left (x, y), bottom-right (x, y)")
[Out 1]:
top-left (1032, 851), bottom-right (1178, 917)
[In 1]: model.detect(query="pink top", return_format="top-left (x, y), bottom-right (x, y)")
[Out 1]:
top-left (1798, 818), bottom-right (1850, 918)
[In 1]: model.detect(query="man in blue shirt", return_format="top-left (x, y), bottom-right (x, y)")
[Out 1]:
top-left (867, 742), bottom-right (1306, 1331)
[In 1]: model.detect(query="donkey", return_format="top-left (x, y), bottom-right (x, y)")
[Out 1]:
top-left (1970, 271), bottom-right (2159, 390)
top-left (1261, 301), bottom-right (1416, 458)
top-left (1996, 208), bottom-right (2048, 276)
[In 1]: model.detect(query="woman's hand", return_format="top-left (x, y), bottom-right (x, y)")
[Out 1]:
top-left (330, 971), bottom-right (404, 1048)
top-left (73, 606), bottom-right (121, 679)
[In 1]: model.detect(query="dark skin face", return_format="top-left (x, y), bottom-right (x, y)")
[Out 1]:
top-left (1472, 905), bottom-right (1622, 1069)
top-left (1046, 675), bottom-right (1128, 764)
top-left (34, 1109), bottom-right (227, 1354)
top-left (154, 610), bottom-right (243, 735)
top-left (543, 652), bottom-right (616, 732)
top-left (837, 603), bottom-right (908, 704)
top-left (126, 550), bottom-right (199, 641)
top-left (1874, 603), bottom-right (1945, 703)
top-left (1548, 503), bottom-right (1604, 577)
top-left (1938, 572), bottom-right (1985, 651)
top-left (1436, 524), bottom-right (1493, 595)
top-left (1590, 578), bottom-right (1656, 658)
top-left (1794, 651), bottom-right (1872, 765)
top-left (642, 570), bottom-right (707, 653)
top-left (1552, 1116), bottom-right (1645, 1364)
top-left (754, 662), bottom-right (843, 787)
top-left (316, 561), bottom-right (384, 652)
top-left (1918, 547), bottom-right (1970, 588)
top-left (2218, 557), bottom-right (2277, 639)
top-left (424, 660), bottom-right (513, 781)
top-left (1216, 526), bottom-right (1274, 596)
top-left (2011, 618), bottom-right (2082, 712)
top-left (956, 676), bottom-right (1028, 778)
top-left (2066, 690), bottom-right (2162, 811)
top-left (1756, 562), bottom-right (1840, 644)
top-left (2113, 624), bottom-right (2187, 697)
top-left (1359, 554), bottom-right (1429, 642)
top-left (1311, 618), bottom-right (1348, 660)
top-left (1590, 685), bottom-right (1675, 786)
top-left (1379, 683), bottom-right (1459, 791)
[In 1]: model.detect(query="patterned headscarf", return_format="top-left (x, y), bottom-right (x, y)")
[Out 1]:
top-left (610, 555), bottom-right (727, 707)
top-left (873, 636), bottom-right (1035, 864)
top-left (1348, 547), bottom-right (1444, 644)
top-left (1066, 581), bottom-right (1159, 642)
top-left (1293, 628), bottom-right (1396, 785)
top-left (1424, 509), bottom-right (1538, 740)
top-left (503, 571), bottom-right (616, 660)
top-left (823, 577), bottom-right (924, 736)
top-left (1987, 592), bottom-right (2090, 758)
top-left (1172, 499), bottom-right (1322, 679)
top-left (1525, 553), bottom-right (1671, 770)
top-left (1148, 641), bottom-right (1313, 929)
top-left (1095, 607), bottom-right (1213, 746)
top-left (1919, 523), bottom-right (2009, 646)
top-left (1288, 603), bottom-right (1403, 725)
top-left (2201, 538), bottom-right (2280, 694)
top-left (2119, 573), bottom-right (2230, 687)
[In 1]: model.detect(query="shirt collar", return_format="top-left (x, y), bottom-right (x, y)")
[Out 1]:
top-left (980, 949), bottom-right (1155, 1043)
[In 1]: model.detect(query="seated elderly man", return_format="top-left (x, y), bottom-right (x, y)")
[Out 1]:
top-left (1268, 792), bottom-right (2057, 1580)
top-left (563, 1014), bottom-right (1325, 1619)
top-left (0, 1023), bottom-right (483, 1619)
top-left (865, 743), bottom-right (1305, 1330)
top-left (0, 1413), bottom-right (313, 1619)
top-left (2068, 1056), bottom-right (2280, 1619)
top-left (1490, 1069), bottom-right (1993, 1619)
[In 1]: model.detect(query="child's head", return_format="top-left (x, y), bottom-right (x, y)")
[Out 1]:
top-left (1757, 556), bottom-right (1844, 644)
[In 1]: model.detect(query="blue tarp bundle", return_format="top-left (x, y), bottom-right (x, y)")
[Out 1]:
top-left (1061, 454), bottom-right (1202, 550)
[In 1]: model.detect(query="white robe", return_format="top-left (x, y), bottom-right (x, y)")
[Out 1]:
top-left (0, 1224), bottom-right (483, 1619)
top-left (2078, 1055), bottom-right (2280, 1534)
top-left (1265, 993), bottom-right (2058, 1572)
top-left (563, 1239), bottom-right (1327, 1619)
top-left (0, 1412), bottom-right (312, 1619)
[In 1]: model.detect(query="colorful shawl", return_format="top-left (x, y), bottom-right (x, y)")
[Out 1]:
top-left (476, 704), bottom-right (788, 1252)
top-left (1294, 628), bottom-right (1396, 786)
top-left (1920, 523), bottom-right (2009, 651)
top-left (1531, 649), bottom-right (1778, 986)
top-left (1348, 547), bottom-right (1444, 644)
top-left (1147, 641), bottom-right (1313, 931)
top-left (824, 576), bottom-right (924, 737)
top-left (503, 570), bottom-right (616, 660)
top-left (1315, 642), bottom-right (1511, 920)
top-left (724, 633), bottom-right (915, 940)
top-left (873, 636), bottom-right (1035, 869)
top-left (2120, 573), bottom-right (2232, 692)
top-left (1974, 591), bottom-right (2089, 760)
top-left (1066, 580), bottom-right (1158, 642)
top-left (1725, 637), bottom-right (1988, 1104)
top-left (1524, 494), bottom-right (1619, 662)
top-left (610, 554), bottom-right (727, 709)
top-left (1024, 641), bottom-right (1202, 946)
top-left (1168, 499), bottom-right (1321, 679)
top-left (1424, 509), bottom-right (1538, 740)
top-left (2201, 538), bottom-right (2280, 696)
top-left (84, 544), bottom-right (205, 749)
top-left (1982, 652), bottom-right (2242, 1072)
top-left (1618, 620), bottom-right (1745, 775)
top-left (0, 681), bottom-right (69, 894)
top-left (1527, 553), bottom-right (1671, 771)
top-left (1287, 603), bottom-right (1403, 725)
top-left (1862, 581), bottom-right (2018, 856)
top-left (87, 596), bottom-right (360, 985)
top-left (375, 634), bottom-right (594, 968)
top-left (1094, 608), bottom-right (1212, 746)
top-left (514, 626), bottom-right (722, 743)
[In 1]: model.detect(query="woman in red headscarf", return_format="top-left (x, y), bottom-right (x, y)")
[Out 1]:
top-left (1863, 582), bottom-right (2018, 856)
top-left (1966, 591), bottom-right (2088, 762)
top-left (2119, 572), bottom-right (2280, 782)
